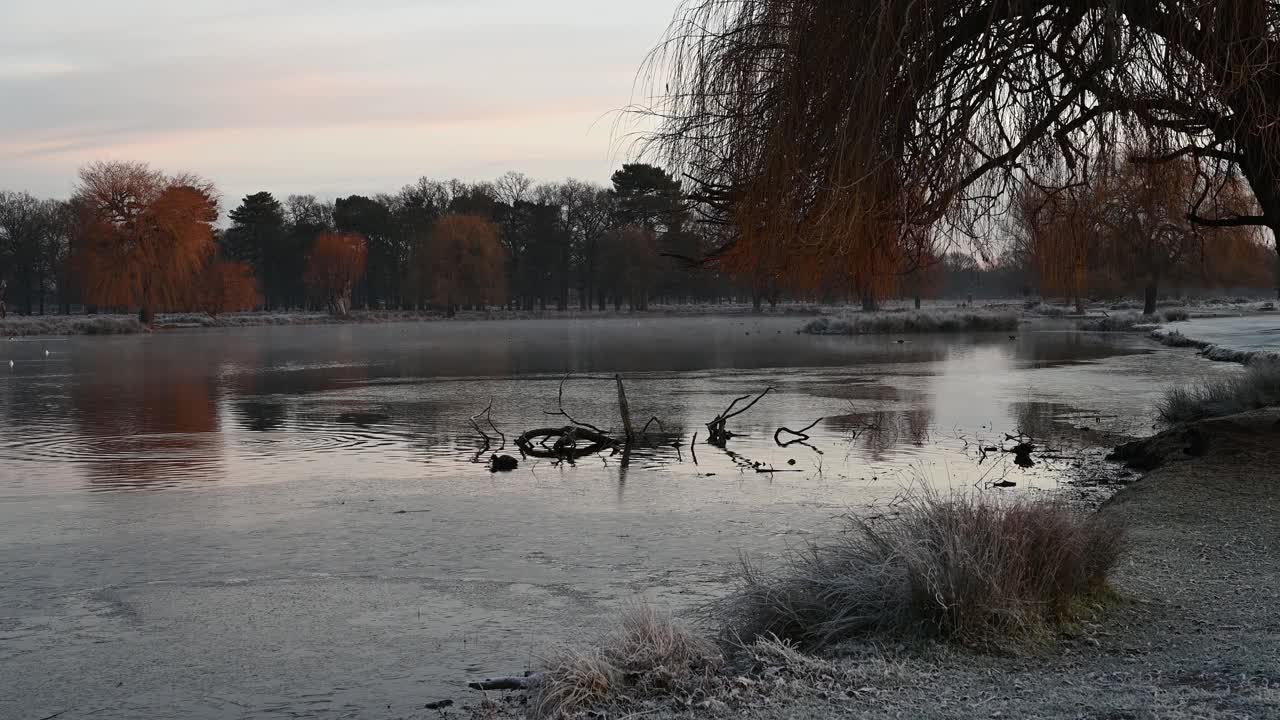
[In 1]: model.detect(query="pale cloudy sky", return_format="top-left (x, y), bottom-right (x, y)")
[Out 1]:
top-left (0, 1), bottom-right (676, 206)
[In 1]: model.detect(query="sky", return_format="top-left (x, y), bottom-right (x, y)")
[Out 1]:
top-left (0, 0), bottom-right (677, 207)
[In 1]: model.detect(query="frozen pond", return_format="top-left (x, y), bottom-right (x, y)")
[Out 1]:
top-left (0, 316), bottom-right (1222, 718)
top-left (1170, 314), bottom-right (1280, 356)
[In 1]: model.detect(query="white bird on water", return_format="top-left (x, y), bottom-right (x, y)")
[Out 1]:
top-left (44, 349), bottom-right (50, 356)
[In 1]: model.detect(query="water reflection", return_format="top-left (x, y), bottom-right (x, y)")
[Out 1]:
top-left (0, 317), bottom-right (1172, 495)
top-left (68, 344), bottom-right (223, 490)
top-left (825, 406), bottom-right (933, 460)
top-left (234, 401), bottom-right (287, 432)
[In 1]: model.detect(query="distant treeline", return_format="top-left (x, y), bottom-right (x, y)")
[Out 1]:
top-left (0, 161), bottom-right (1275, 320)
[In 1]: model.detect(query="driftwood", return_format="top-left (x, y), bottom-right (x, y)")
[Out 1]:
top-left (468, 673), bottom-right (544, 691)
top-left (507, 374), bottom-right (666, 463)
top-left (706, 387), bottom-right (773, 446)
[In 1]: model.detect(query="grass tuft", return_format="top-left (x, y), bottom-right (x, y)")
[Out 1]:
top-left (1, 316), bottom-right (144, 336)
top-left (802, 311), bottom-right (1018, 335)
top-left (531, 605), bottom-right (722, 719)
top-left (1156, 361), bottom-right (1280, 424)
top-left (713, 490), bottom-right (1125, 651)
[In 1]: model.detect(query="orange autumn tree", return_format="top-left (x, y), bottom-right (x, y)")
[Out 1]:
top-left (72, 161), bottom-right (218, 324)
top-left (418, 215), bottom-right (505, 316)
top-left (305, 232), bottom-right (367, 315)
top-left (192, 260), bottom-right (259, 317)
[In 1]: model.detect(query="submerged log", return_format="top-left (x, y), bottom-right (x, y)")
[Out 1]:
top-left (468, 673), bottom-right (543, 691)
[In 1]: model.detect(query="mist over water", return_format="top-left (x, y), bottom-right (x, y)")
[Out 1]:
top-left (0, 317), bottom-right (1218, 718)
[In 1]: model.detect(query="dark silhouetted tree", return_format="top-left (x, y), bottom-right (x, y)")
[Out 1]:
top-left (225, 192), bottom-right (287, 308)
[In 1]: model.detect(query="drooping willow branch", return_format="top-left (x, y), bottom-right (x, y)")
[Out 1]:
top-left (635, 0), bottom-right (1280, 286)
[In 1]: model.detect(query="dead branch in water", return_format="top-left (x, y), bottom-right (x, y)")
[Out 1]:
top-left (544, 373), bottom-right (608, 434)
top-left (615, 373), bottom-right (634, 439)
top-left (469, 399), bottom-right (506, 463)
top-left (469, 400), bottom-right (504, 448)
top-left (639, 415), bottom-right (664, 437)
top-left (706, 386), bottom-right (773, 446)
top-left (775, 417), bottom-right (822, 447)
top-left (516, 425), bottom-right (619, 460)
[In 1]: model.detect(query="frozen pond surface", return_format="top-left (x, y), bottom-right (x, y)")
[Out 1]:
top-left (1171, 314), bottom-right (1280, 355)
top-left (0, 316), bottom-right (1223, 718)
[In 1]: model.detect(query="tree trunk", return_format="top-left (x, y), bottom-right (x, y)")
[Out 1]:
top-left (914, 295), bottom-right (922, 310)
top-left (752, 293), bottom-right (763, 312)
top-left (861, 292), bottom-right (877, 312)
top-left (1143, 284), bottom-right (1158, 316)
top-left (139, 306), bottom-right (154, 325)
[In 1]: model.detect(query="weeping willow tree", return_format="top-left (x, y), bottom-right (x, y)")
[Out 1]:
top-left (639, 1), bottom-right (1280, 291)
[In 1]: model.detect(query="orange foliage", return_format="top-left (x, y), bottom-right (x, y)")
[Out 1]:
top-left (73, 161), bottom-right (218, 322)
top-left (1020, 182), bottom-right (1097, 307)
top-left (419, 215), bottom-right (506, 310)
top-left (192, 260), bottom-right (260, 316)
top-left (305, 232), bottom-right (367, 314)
top-left (1022, 152), bottom-right (1274, 302)
top-left (1197, 232), bottom-right (1274, 289)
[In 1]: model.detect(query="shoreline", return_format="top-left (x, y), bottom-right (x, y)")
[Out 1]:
top-left (462, 410), bottom-right (1280, 719)
top-left (0, 306), bottom-right (830, 337)
top-left (1, 296), bottom-right (1274, 338)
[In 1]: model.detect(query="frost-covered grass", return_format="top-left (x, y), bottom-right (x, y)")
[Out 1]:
top-left (714, 490), bottom-right (1125, 650)
top-left (1157, 361), bottom-right (1280, 424)
top-left (154, 310), bottom-right (452, 327)
top-left (802, 311), bottom-right (1019, 335)
top-left (0, 315), bottom-right (144, 336)
top-left (1150, 327), bottom-right (1280, 364)
top-left (1026, 303), bottom-right (1075, 318)
top-left (1077, 313), bottom-right (1159, 332)
top-left (531, 606), bottom-right (722, 719)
